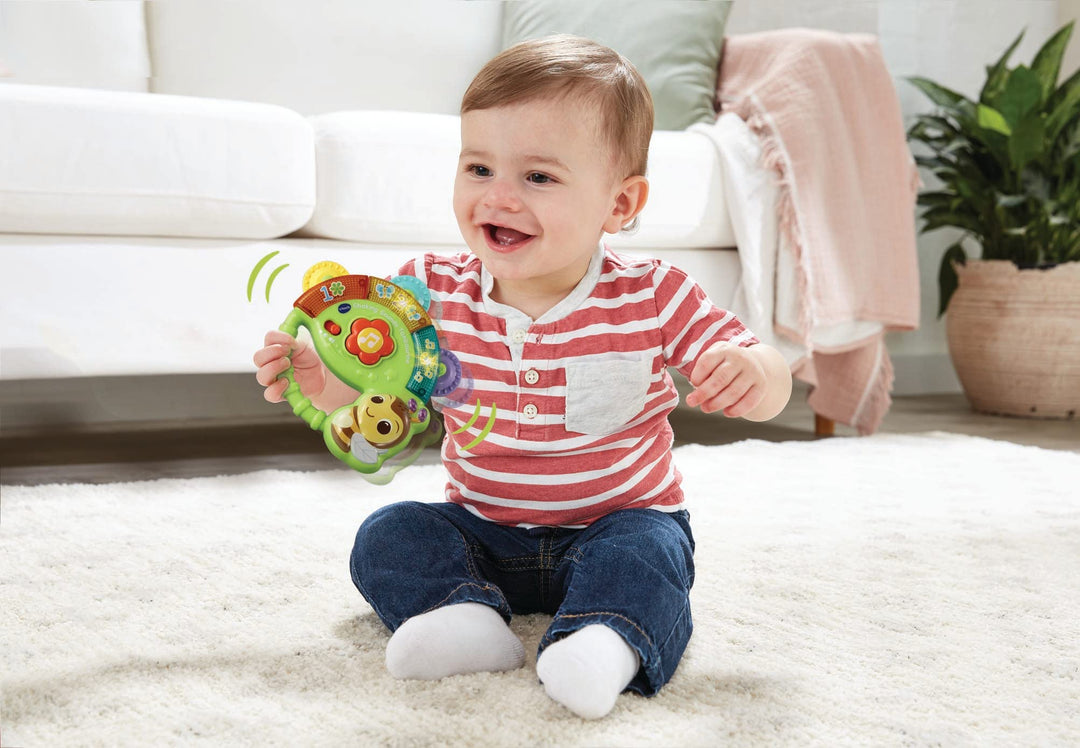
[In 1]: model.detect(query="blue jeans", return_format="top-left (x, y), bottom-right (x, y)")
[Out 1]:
top-left (349, 501), bottom-right (696, 696)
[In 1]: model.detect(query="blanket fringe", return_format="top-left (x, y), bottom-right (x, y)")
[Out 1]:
top-left (854, 345), bottom-right (896, 436)
top-left (743, 106), bottom-right (814, 350)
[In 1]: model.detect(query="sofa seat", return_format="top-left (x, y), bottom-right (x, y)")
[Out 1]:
top-left (0, 234), bottom-right (740, 380)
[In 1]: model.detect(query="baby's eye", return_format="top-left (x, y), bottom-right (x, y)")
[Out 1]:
top-left (467, 164), bottom-right (492, 177)
top-left (527, 172), bottom-right (553, 184)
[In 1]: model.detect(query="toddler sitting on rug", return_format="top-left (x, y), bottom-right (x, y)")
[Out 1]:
top-left (254, 36), bottom-right (791, 719)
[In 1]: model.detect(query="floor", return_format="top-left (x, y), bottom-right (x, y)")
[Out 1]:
top-left (1, 387), bottom-right (1076, 486)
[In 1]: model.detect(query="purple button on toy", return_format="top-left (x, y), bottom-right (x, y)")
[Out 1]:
top-left (433, 349), bottom-right (463, 397)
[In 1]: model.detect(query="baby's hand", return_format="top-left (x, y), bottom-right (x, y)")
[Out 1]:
top-left (685, 342), bottom-right (767, 418)
top-left (253, 330), bottom-right (326, 403)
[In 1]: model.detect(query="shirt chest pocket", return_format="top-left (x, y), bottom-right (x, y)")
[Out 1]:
top-left (564, 355), bottom-right (653, 436)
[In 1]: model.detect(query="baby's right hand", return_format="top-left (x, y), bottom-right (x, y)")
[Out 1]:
top-left (253, 330), bottom-right (326, 403)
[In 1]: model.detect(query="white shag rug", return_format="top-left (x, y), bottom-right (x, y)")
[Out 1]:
top-left (2, 433), bottom-right (1079, 747)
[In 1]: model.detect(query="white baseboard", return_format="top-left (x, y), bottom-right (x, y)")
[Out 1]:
top-left (1, 374), bottom-right (285, 432)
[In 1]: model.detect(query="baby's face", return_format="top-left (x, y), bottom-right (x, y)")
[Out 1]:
top-left (453, 97), bottom-right (627, 305)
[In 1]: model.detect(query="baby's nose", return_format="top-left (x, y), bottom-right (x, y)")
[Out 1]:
top-left (481, 180), bottom-right (521, 211)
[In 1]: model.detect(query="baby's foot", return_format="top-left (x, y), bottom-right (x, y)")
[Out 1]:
top-left (536, 624), bottom-right (639, 719)
top-left (385, 602), bottom-right (525, 680)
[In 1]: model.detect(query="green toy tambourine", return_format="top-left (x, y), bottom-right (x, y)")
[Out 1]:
top-left (278, 268), bottom-right (445, 485)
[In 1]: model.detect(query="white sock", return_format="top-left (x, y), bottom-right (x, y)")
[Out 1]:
top-left (384, 602), bottom-right (525, 680)
top-left (535, 624), bottom-right (640, 720)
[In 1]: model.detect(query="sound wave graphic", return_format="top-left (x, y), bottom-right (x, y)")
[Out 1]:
top-left (247, 251), bottom-right (290, 303)
top-left (453, 400), bottom-right (497, 451)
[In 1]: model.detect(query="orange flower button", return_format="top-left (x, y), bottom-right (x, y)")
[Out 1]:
top-left (345, 317), bottom-right (395, 365)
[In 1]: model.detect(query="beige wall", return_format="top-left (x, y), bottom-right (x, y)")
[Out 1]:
top-left (1062, 0), bottom-right (1080, 79)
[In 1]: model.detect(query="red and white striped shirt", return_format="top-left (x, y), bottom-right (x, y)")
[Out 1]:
top-left (398, 245), bottom-right (758, 527)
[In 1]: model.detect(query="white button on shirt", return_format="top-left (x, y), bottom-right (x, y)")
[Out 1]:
top-left (523, 403), bottom-right (539, 418)
top-left (524, 369), bottom-right (540, 385)
top-left (511, 329), bottom-right (527, 344)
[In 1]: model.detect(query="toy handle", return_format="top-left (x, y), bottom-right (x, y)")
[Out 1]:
top-left (278, 309), bottom-right (328, 433)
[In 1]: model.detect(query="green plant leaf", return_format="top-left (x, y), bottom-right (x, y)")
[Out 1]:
top-left (914, 155), bottom-right (946, 172)
top-left (1020, 168), bottom-right (1053, 202)
top-left (917, 115), bottom-right (962, 136)
top-left (972, 126), bottom-right (1013, 175)
top-left (1045, 63), bottom-right (1080, 112)
top-left (917, 191), bottom-right (959, 208)
top-left (977, 104), bottom-right (1012, 135)
top-left (1030, 21), bottom-right (1074, 100)
top-left (908, 115), bottom-right (965, 147)
top-left (938, 242), bottom-right (968, 317)
top-left (995, 192), bottom-right (1029, 208)
top-left (981, 29), bottom-right (1025, 104)
top-left (919, 207), bottom-right (987, 237)
top-left (997, 66), bottom-right (1043, 126)
top-left (908, 77), bottom-right (972, 112)
top-left (1055, 115), bottom-right (1080, 163)
top-left (1045, 66), bottom-right (1080, 144)
top-left (1007, 111), bottom-right (1046, 172)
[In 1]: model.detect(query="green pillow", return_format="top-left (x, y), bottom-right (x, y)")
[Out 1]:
top-left (501, 0), bottom-right (732, 131)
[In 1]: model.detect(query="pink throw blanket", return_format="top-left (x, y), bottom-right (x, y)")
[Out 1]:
top-left (716, 29), bottom-right (921, 434)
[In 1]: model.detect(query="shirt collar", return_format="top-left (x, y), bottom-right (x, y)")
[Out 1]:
top-left (480, 243), bottom-right (605, 324)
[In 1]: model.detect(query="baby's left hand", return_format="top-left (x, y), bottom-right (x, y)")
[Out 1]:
top-left (685, 342), bottom-right (767, 418)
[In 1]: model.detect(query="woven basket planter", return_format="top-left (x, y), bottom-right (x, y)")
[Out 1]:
top-left (946, 260), bottom-right (1080, 419)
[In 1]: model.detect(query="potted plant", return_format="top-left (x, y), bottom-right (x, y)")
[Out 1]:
top-left (907, 21), bottom-right (1079, 419)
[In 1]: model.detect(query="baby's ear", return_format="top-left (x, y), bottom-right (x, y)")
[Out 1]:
top-left (603, 176), bottom-right (649, 234)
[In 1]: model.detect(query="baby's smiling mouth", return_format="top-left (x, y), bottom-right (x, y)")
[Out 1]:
top-left (486, 224), bottom-right (534, 247)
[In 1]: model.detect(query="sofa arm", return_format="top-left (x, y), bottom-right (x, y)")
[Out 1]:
top-left (0, 84), bottom-right (316, 239)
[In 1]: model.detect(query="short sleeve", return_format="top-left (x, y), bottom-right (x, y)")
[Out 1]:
top-left (394, 254), bottom-right (428, 284)
top-left (651, 261), bottom-right (759, 378)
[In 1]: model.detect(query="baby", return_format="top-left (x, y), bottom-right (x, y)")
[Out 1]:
top-left (254, 35), bottom-right (792, 720)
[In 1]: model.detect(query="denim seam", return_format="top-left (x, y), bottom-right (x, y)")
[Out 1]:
top-left (419, 581), bottom-right (504, 617)
top-left (540, 533), bottom-right (552, 604)
top-left (491, 556), bottom-right (546, 572)
top-left (463, 541), bottom-right (484, 580)
top-left (550, 611), bottom-right (653, 649)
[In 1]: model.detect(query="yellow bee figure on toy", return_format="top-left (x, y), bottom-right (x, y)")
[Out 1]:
top-left (332, 393), bottom-right (412, 452)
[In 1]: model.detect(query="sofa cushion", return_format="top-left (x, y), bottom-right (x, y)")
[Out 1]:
top-left (301, 110), bottom-right (733, 249)
top-left (303, 111), bottom-right (463, 245)
top-left (0, 84), bottom-right (316, 239)
top-left (145, 0), bottom-right (503, 117)
top-left (0, 0), bottom-right (150, 92)
top-left (501, 0), bottom-right (732, 131)
top-left (608, 129), bottom-right (734, 251)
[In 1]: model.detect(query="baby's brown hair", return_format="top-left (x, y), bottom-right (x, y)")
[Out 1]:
top-left (461, 34), bottom-right (654, 181)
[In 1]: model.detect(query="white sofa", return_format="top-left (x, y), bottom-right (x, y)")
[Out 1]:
top-left (0, 1), bottom-right (798, 431)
